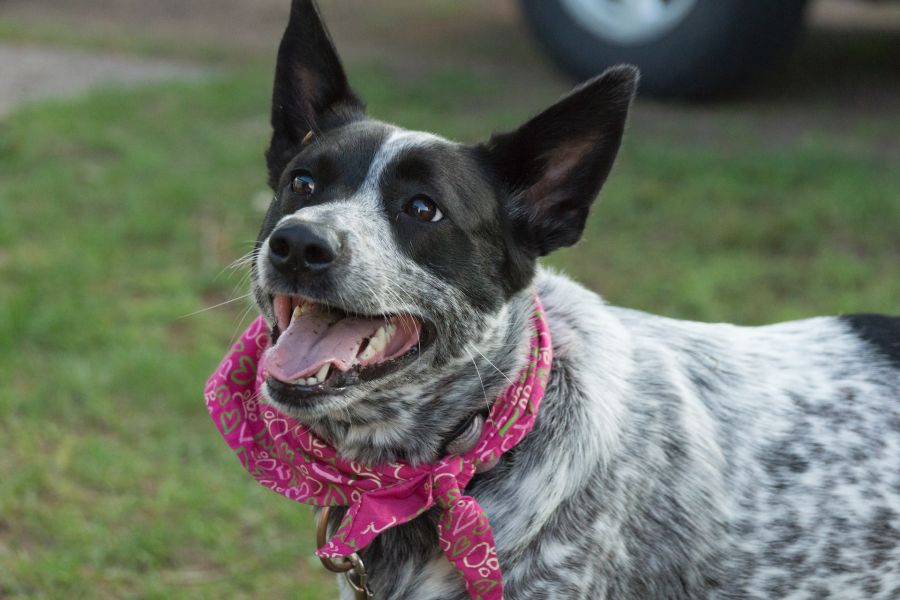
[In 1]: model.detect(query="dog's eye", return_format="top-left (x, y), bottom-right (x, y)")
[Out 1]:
top-left (291, 171), bottom-right (316, 196)
top-left (404, 195), bottom-right (443, 223)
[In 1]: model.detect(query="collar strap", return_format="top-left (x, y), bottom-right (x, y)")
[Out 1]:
top-left (205, 297), bottom-right (552, 600)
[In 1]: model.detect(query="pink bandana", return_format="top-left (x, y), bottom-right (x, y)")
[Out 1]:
top-left (204, 298), bottom-right (552, 600)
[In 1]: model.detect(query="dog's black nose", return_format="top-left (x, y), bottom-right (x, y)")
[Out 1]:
top-left (268, 223), bottom-right (340, 274)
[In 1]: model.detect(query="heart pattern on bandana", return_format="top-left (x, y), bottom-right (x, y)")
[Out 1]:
top-left (205, 300), bottom-right (552, 600)
top-left (230, 355), bottom-right (256, 386)
top-left (219, 409), bottom-right (241, 435)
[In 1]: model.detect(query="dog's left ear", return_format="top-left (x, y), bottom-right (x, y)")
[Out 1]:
top-left (266, 0), bottom-right (364, 189)
top-left (480, 65), bottom-right (638, 256)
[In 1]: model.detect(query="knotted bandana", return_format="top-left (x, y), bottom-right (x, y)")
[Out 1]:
top-left (204, 298), bottom-right (552, 600)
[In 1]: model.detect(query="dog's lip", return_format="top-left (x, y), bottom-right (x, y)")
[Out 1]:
top-left (263, 292), bottom-right (436, 399)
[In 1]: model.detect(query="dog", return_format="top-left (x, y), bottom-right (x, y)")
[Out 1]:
top-left (248, 2), bottom-right (900, 598)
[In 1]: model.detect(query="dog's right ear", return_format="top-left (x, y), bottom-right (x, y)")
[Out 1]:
top-left (266, 0), bottom-right (364, 189)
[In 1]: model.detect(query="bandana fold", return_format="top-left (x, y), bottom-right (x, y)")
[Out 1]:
top-left (204, 298), bottom-right (552, 600)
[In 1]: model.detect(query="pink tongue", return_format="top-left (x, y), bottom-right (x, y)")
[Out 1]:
top-left (263, 309), bottom-right (422, 384)
top-left (265, 310), bottom-right (377, 382)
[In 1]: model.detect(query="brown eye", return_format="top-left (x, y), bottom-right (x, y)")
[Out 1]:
top-left (404, 195), bottom-right (444, 223)
top-left (291, 172), bottom-right (315, 195)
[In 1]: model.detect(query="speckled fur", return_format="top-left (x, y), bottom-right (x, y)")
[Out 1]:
top-left (250, 3), bottom-right (900, 597)
top-left (310, 270), bottom-right (900, 600)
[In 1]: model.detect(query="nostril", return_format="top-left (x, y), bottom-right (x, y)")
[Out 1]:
top-left (269, 234), bottom-right (291, 260)
top-left (304, 243), bottom-right (336, 267)
top-left (267, 223), bottom-right (340, 274)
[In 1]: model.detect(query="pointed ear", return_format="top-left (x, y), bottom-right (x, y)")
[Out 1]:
top-left (481, 65), bottom-right (638, 256)
top-left (265, 0), bottom-right (364, 189)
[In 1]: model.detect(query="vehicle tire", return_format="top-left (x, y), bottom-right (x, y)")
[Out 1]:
top-left (520, 0), bottom-right (809, 98)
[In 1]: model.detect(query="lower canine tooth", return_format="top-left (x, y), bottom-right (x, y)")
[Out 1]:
top-left (290, 305), bottom-right (303, 324)
top-left (315, 363), bottom-right (330, 381)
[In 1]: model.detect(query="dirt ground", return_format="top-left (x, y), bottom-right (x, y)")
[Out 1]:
top-left (1, 0), bottom-right (898, 154)
top-left (2, 0), bottom-right (897, 58)
top-left (0, 44), bottom-right (207, 117)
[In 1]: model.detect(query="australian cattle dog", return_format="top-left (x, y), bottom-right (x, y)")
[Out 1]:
top-left (245, 1), bottom-right (900, 598)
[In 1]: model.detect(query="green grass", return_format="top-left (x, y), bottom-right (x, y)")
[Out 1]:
top-left (557, 133), bottom-right (900, 322)
top-left (0, 73), bottom-right (335, 598)
top-left (1, 59), bottom-right (897, 597)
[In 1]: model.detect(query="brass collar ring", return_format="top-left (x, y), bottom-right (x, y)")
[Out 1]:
top-left (316, 506), bottom-right (374, 600)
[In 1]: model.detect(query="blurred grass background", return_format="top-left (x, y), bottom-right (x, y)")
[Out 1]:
top-left (0, 0), bottom-right (897, 597)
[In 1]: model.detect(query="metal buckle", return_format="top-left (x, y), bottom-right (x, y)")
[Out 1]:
top-left (316, 506), bottom-right (374, 600)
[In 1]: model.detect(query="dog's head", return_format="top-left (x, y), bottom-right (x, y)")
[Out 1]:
top-left (252, 0), bottom-right (636, 423)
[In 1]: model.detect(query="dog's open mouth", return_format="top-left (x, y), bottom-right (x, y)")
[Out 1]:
top-left (263, 294), bottom-right (432, 394)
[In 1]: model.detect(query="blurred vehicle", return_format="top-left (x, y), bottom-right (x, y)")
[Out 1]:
top-left (521, 0), bottom-right (812, 98)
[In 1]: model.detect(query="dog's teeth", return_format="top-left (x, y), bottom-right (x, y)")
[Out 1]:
top-left (298, 364), bottom-right (331, 387)
top-left (373, 327), bottom-right (385, 345)
top-left (359, 326), bottom-right (389, 362)
top-left (290, 304), bottom-right (303, 324)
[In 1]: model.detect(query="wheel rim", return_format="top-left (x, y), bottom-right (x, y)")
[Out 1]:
top-left (558, 0), bottom-right (698, 45)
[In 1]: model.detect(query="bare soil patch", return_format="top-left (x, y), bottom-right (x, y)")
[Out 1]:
top-left (0, 44), bottom-right (208, 117)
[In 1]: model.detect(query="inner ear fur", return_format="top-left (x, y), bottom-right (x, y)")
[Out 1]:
top-left (483, 65), bottom-right (638, 257)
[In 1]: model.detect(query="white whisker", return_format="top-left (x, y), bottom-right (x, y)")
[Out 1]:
top-left (177, 293), bottom-right (253, 319)
top-left (465, 348), bottom-right (491, 412)
top-left (468, 343), bottom-right (513, 386)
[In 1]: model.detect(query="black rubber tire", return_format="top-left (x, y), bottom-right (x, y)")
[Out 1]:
top-left (520, 0), bottom-right (809, 99)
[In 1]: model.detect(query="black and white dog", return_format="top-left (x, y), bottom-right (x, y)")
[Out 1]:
top-left (250, 2), bottom-right (900, 598)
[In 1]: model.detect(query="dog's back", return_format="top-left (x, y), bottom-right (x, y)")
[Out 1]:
top-left (532, 270), bottom-right (900, 599)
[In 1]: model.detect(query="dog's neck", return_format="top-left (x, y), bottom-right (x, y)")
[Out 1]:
top-left (307, 290), bottom-right (536, 466)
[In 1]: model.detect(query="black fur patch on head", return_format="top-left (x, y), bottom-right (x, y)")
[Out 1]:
top-left (377, 143), bottom-right (515, 311)
top-left (842, 314), bottom-right (900, 368)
